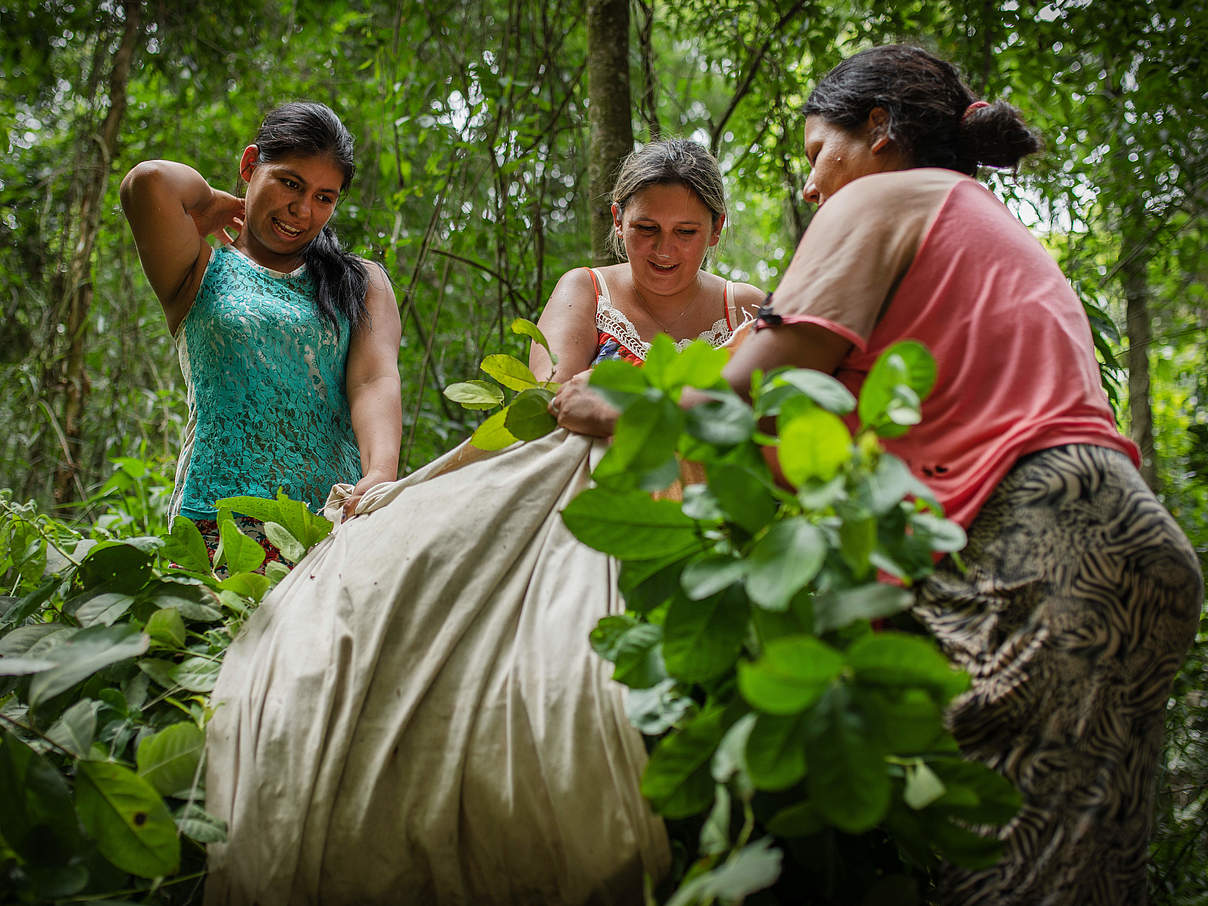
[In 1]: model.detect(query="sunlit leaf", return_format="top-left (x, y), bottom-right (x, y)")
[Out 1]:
top-left (443, 379), bottom-right (505, 410)
top-left (778, 407), bottom-right (852, 485)
top-left (480, 353), bottom-right (538, 390)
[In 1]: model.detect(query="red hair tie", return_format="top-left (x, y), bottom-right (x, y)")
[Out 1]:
top-left (962, 100), bottom-right (991, 121)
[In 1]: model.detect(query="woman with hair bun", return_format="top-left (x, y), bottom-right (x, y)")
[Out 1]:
top-left (121, 102), bottom-right (402, 554)
top-left (722, 44), bottom-right (1201, 905)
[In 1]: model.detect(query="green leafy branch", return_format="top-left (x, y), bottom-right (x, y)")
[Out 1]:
top-left (0, 475), bottom-right (332, 902)
top-left (562, 338), bottom-right (1019, 904)
top-left (442, 317), bottom-right (561, 450)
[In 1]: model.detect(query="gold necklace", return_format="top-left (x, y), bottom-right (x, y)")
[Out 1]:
top-left (630, 276), bottom-right (701, 338)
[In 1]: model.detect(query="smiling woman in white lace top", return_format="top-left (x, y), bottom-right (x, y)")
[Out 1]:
top-left (530, 140), bottom-right (764, 436)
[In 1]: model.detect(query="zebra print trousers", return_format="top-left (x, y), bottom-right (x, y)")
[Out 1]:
top-left (914, 444), bottom-right (1203, 906)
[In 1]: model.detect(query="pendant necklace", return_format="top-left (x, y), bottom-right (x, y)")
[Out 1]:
top-left (631, 277), bottom-right (700, 340)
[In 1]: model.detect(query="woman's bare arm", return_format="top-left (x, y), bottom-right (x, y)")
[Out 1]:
top-left (119, 160), bottom-right (244, 334)
top-left (344, 264), bottom-right (403, 516)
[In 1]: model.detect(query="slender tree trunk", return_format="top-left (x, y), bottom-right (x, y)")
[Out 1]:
top-left (51, 0), bottom-right (141, 506)
top-left (1123, 248), bottom-right (1158, 489)
top-left (586, 0), bottom-right (633, 266)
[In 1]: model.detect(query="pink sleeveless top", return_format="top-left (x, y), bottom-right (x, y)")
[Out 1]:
top-left (767, 169), bottom-right (1138, 528)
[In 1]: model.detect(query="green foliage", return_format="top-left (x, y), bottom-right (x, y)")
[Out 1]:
top-left (0, 471), bottom-right (330, 903)
top-left (444, 317), bottom-right (560, 449)
top-left (565, 340), bottom-right (1019, 903)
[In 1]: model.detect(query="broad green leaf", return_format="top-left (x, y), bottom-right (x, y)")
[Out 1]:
top-left (76, 540), bottom-right (159, 592)
top-left (665, 837), bottom-right (783, 906)
top-left (684, 390), bottom-right (757, 446)
top-left (769, 368), bottom-right (856, 415)
top-left (562, 488), bottom-right (702, 560)
top-left (909, 511), bottom-right (967, 553)
top-left (161, 517), bottom-right (212, 574)
top-left (680, 554), bottom-right (748, 600)
top-left (708, 462), bottom-right (777, 535)
top-left (219, 571), bottom-right (271, 602)
top-left (805, 686), bottom-right (890, 833)
top-left (847, 633), bottom-right (970, 701)
top-left (588, 358), bottom-right (649, 405)
top-left (662, 587), bottom-right (748, 683)
top-left (138, 659), bottom-right (178, 690)
top-left (0, 730), bottom-right (78, 858)
top-left (470, 408), bottom-right (519, 451)
top-left (812, 584), bottom-right (914, 635)
top-left (610, 622), bottom-right (667, 689)
top-left (45, 700), bottom-right (99, 758)
top-left (511, 317), bottom-right (556, 366)
top-left (595, 394), bottom-right (682, 487)
top-left (854, 687), bottom-right (953, 755)
top-left (642, 337), bottom-right (727, 395)
top-left (737, 635), bottom-right (844, 715)
top-left (171, 656), bottom-right (221, 693)
top-left (589, 614), bottom-right (639, 662)
top-left (68, 586), bottom-right (136, 627)
top-left (137, 722), bottom-right (205, 797)
top-left (927, 756), bottom-right (1021, 825)
top-left (145, 608), bottom-right (186, 649)
top-left (142, 579), bottom-right (223, 622)
top-left (618, 553), bottom-right (690, 614)
top-left (778, 406), bottom-right (852, 485)
top-left (215, 492), bottom-right (333, 550)
top-left (29, 624), bottom-right (149, 707)
top-left (858, 341), bottom-right (936, 436)
top-left (503, 388), bottom-right (558, 441)
top-left (745, 518), bottom-right (827, 612)
top-left (746, 712), bottom-right (809, 791)
top-left (443, 379), bottom-right (505, 410)
top-left (263, 520), bottom-right (307, 564)
top-left (76, 760), bottom-right (180, 878)
top-left (856, 453), bottom-right (936, 514)
top-left (641, 705), bottom-right (726, 818)
top-left (216, 510), bottom-right (265, 576)
top-left (480, 353), bottom-right (538, 390)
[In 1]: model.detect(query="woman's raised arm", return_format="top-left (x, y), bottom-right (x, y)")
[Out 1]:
top-left (119, 160), bottom-right (245, 334)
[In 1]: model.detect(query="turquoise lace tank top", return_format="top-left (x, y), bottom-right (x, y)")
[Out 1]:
top-left (171, 246), bottom-right (361, 519)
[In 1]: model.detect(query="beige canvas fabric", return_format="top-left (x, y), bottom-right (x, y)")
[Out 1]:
top-left (205, 430), bottom-right (670, 905)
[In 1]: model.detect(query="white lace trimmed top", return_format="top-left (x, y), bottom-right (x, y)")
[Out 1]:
top-left (587, 267), bottom-right (742, 364)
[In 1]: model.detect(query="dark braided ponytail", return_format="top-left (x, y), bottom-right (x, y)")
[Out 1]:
top-left (251, 102), bottom-right (369, 333)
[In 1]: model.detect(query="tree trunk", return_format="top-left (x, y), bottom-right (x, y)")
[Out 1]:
top-left (51, 0), bottom-right (141, 506)
top-left (586, 0), bottom-right (633, 266)
top-left (1123, 248), bottom-right (1159, 490)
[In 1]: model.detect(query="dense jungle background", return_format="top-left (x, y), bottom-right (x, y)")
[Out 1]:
top-left (1, 0), bottom-right (1206, 901)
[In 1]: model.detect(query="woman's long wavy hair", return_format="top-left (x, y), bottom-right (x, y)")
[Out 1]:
top-left (249, 102), bottom-right (369, 333)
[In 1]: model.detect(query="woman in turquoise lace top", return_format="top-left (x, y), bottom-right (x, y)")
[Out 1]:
top-left (120, 103), bottom-right (402, 540)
